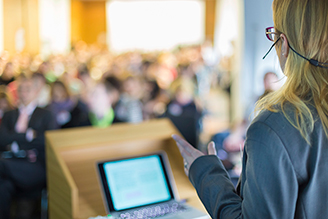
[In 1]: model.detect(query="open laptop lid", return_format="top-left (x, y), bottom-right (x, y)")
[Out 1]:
top-left (97, 152), bottom-right (179, 213)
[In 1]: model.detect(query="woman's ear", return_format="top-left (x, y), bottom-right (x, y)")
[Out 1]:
top-left (279, 33), bottom-right (289, 58)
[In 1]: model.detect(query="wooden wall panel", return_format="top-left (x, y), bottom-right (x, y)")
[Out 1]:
top-left (71, 0), bottom-right (106, 45)
top-left (71, 0), bottom-right (83, 44)
top-left (205, 0), bottom-right (217, 43)
top-left (81, 1), bottom-right (106, 44)
top-left (3, 0), bottom-right (39, 55)
top-left (21, 0), bottom-right (40, 54)
top-left (3, 0), bottom-right (22, 54)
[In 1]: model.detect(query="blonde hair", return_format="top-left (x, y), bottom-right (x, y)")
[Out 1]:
top-left (256, 0), bottom-right (328, 142)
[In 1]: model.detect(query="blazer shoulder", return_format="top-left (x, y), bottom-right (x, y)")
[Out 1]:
top-left (250, 106), bottom-right (295, 131)
top-left (251, 109), bottom-right (279, 125)
top-left (2, 108), bottom-right (19, 118)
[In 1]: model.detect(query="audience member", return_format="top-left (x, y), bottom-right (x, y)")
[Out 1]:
top-left (0, 77), bottom-right (56, 218)
top-left (6, 73), bottom-right (27, 107)
top-left (142, 79), bottom-right (163, 120)
top-left (162, 77), bottom-right (202, 147)
top-left (31, 72), bottom-right (51, 108)
top-left (0, 62), bottom-right (15, 86)
top-left (37, 61), bottom-right (56, 83)
top-left (259, 71), bottom-right (282, 99)
top-left (47, 80), bottom-right (76, 128)
top-left (75, 63), bottom-right (94, 102)
top-left (103, 75), bottom-right (122, 110)
top-left (115, 76), bottom-right (144, 123)
top-left (86, 81), bottom-right (116, 127)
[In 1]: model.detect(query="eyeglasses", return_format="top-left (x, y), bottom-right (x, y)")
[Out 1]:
top-left (263, 27), bottom-right (281, 59)
top-left (265, 27), bottom-right (280, 41)
top-left (263, 26), bottom-right (328, 69)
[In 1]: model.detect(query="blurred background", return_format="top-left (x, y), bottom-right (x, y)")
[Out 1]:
top-left (0, 0), bottom-right (284, 178)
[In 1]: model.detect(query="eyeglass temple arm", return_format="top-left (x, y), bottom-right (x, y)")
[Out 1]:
top-left (262, 37), bottom-right (281, 60)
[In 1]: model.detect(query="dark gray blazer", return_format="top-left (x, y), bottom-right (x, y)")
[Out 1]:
top-left (189, 106), bottom-right (328, 218)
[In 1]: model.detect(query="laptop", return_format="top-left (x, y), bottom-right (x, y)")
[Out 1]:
top-left (96, 152), bottom-right (209, 219)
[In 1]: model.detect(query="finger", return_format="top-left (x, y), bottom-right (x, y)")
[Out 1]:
top-left (176, 142), bottom-right (192, 158)
top-left (172, 134), bottom-right (195, 153)
top-left (176, 142), bottom-right (197, 168)
top-left (207, 141), bottom-right (217, 156)
top-left (174, 139), bottom-right (187, 153)
top-left (172, 134), bottom-right (190, 147)
top-left (173, 135), bottom-right (203, 161)
top-left (174, 138), bottom-right (183, 152)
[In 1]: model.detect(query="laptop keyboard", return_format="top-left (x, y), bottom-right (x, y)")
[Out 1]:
top-left (118, 202), bottom-right (188, 219)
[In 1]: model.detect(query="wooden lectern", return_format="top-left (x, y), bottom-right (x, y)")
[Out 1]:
top-left (45, 118), bottom-right (208, 219)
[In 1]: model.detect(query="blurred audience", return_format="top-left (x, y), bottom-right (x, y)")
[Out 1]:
top-left (0, 41), bottom-right (235, 218)
top-left (0, 42), bottom-right (222, 134)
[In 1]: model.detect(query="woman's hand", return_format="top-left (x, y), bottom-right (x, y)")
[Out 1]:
top-left (172, 134), bottom-right (216, 176)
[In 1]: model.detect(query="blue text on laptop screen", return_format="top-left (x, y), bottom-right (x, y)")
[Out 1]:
top-left (103, 155), bottom-right (172, 211)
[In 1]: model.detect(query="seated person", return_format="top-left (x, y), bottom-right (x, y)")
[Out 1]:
top-left (85, 81), bottom-right (117, 128)
top-left (115, 76), bottom-right (144, 123)
top-left (47, 80), bottom-right (82, 128)
top-left (46, 80), bottom-right (89, 129)
top-left (0, 77), bottom-right (56, 218)
top-left (104, 75), bottom-right (123, 123)
top-left (161, 77), bottom-right (202, 148)
top-left (142, 79), bottom-right (170, 120)
top-left (31, 72), bottom-right (51, 108)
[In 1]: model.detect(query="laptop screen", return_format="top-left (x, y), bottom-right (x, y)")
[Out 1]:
top-left (98, 153), bottom-right (175, 212)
